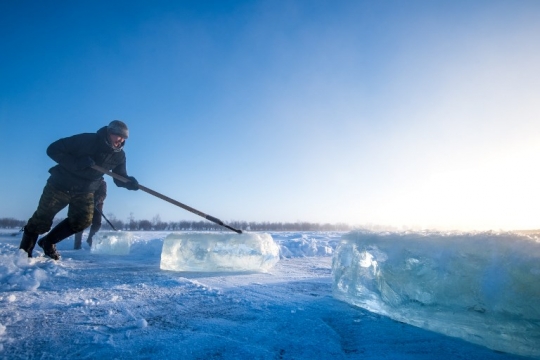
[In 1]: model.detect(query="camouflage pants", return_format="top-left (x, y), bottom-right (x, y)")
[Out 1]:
top-left (89, 180), bottom-right (107, 232)
top-left (74, 180), bottom-right (107, 246)
top-left (25, 183), bottom-right (94, 235)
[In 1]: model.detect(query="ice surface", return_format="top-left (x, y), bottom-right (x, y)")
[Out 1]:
top-left (0, 230), bottom-right (526, 359)
top-left (160, 232), bottom-right (279, 272)
top-left (90, 231), bottom-right (132, 255)
top-left (332, 231), bottom-right (540, 358)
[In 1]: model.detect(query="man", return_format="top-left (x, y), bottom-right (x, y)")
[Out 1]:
top-left (73, 179), bottom-right (107, 249)
top-left (19, 120), bottom-right (139, 260)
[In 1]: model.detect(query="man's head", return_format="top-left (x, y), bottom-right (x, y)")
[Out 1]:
top-left (108, 120), bottom-right (129, 139)
top-left (107, 120), bottom-right (128, 151)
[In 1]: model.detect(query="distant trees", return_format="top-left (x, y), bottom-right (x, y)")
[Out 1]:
top-left (101, 213), bottom-right (124, 231)
top-left (152, 214), bottom-right (168, 230)
top-left (0, 218), bottom-right (25, 229)
top-left (0, 216), bottom-right (352, 232)
top-left (98, 218), bottom-right (352, 232)
top-left (225, 221), bottom-right (351, 232)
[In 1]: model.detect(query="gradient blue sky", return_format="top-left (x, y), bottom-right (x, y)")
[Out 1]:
top-left (1, 0), bottom-right (540, 231)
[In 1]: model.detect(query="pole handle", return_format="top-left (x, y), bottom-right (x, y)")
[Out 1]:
top-left (91, 165), bottom-right (242, 234)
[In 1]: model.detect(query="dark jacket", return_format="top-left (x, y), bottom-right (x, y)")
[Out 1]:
top-left (46, 126), bottom-right (131, 193)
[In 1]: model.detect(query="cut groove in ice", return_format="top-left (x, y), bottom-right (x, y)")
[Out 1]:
top-left (160, 232), bottom-right (279, 272)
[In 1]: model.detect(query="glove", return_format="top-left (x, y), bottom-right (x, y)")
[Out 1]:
top-left (124, 176), bottom-right (139, 191)
top-left (77, 157), bottom-right (95, 170)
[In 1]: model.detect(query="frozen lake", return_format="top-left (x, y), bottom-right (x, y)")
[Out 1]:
top-left (0, 230), bottom-right (530, 359)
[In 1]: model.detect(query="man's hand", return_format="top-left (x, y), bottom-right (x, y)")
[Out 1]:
top-left (125, 176), bottom-right (139, 191)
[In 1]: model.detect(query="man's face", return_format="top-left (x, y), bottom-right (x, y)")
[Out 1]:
top-left (108, 133), bottom-right (125, 149)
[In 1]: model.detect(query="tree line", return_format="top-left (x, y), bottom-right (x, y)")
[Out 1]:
top-left (0, 216), bottom-right (352, 232)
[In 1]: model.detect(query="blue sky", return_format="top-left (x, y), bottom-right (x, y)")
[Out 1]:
top-left (1, 0), bottom-right (540, 231)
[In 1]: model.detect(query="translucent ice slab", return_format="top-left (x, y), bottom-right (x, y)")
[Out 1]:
top-left (160, 232), bottom-right (279, 272)
top-left (90, 231), bottom-right (132, 255)
top-left (332, 231), bottom-right (540, 358)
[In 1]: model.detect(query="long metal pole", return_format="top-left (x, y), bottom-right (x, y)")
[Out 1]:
top-left (91, 165), bottom-right (242, 234)
top-left (94, 206), bottom-right (117, 231)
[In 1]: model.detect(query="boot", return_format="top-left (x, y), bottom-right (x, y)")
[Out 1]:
top-left (37, 238), bottom-right (60, 260)
top-left (37, 219), bottom-right (76, 260)
top-left (19, 227), bottom-right (39, 258)
top-left (86, 231), bottom-right (95, 247)
top-left (74, 231), bottom-right (83, 250)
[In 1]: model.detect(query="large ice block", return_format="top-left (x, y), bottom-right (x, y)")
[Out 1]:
top-left (90, 231), bottom-right (132, 255)
top-left (332, 231), bottom-right (540, 358)
top-left (160, 232), bottom-right (279, 272)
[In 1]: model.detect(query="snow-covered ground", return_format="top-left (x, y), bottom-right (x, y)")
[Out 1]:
top-left (0, 230), bottom-right (529, 359)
